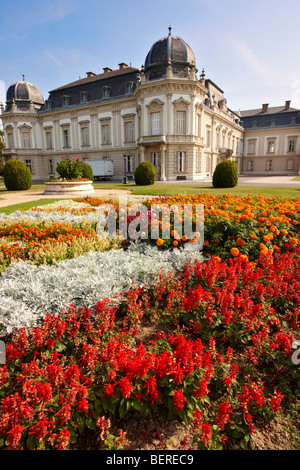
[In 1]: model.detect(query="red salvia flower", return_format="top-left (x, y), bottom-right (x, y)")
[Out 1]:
top-left (173, 388), bottom-right (186, 411)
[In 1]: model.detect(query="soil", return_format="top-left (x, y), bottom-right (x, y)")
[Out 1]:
top-left (72, 315), bottom-right (300, 451)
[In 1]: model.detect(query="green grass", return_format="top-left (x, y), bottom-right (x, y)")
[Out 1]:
top-left (293, 176), bottom-right (300, 181)
top-left (0, 182), bottom-right (299, 214)
top-left (0, 199), bottom-right (68, 215)
top-left (93, 182), bottom-right (300, 199)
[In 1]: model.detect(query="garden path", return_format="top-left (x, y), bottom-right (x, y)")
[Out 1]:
top-left (0, 188), bottom-right (139, 208)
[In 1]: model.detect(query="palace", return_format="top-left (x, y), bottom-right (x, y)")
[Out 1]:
top-left (1, 28), bottom-right (300, 181)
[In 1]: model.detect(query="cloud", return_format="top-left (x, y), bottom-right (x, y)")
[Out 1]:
top-left (232, 39), bottom-right (276, 88)
top-left (22, 0), bottom-right (77, 28)
top-left (0, 0), bottom-right (78, 42)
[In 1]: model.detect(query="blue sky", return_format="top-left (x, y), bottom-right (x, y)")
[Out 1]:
top-left (1, 0), bottom-right (300, 112)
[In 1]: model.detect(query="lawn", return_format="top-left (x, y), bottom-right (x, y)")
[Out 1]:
top-left (0, 190), bottom-right (299, 451)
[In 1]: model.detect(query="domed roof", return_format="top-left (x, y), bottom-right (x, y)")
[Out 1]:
top-left (6, 76), bottom-right (44, 111)
top-left (144, 27), bottom-right (196, 79)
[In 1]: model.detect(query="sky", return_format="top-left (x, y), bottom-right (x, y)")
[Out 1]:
top-left (1, 0), bottom-right (300, 113)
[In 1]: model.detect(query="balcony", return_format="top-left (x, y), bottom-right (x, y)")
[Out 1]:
top-left (219, 147), bottom-right (233, 157)
top-left (137, 135), bottom-right (166, 145)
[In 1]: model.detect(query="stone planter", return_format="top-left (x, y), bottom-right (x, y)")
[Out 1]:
top-left (44, 180), bottom-right (95, 196)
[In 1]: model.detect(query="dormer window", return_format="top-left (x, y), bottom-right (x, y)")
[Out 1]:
top-left (125, 81), bottom-right (133, 94)
top-left (270, 119), bottom-right (276, 126)
top-left (45, 100), bottom-right (52, 110)
top-left (62, 95), bottom-right (70, 107)
top-left (80, 91), bottom-right (88, 103)
top-left (102, 86), bottom-right (111, 99)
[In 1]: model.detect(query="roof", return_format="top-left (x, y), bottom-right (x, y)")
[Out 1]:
top-left (240, 105), bottom-right (300, 117)
top-left (240, 104), bottom-right (300, 129)
top-left (49, 66), bottom-right (139, 92)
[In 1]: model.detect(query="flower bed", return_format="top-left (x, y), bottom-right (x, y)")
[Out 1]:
top-left (0, 194), bottom-right (299, 450)
top-left (75, 194), bottom-right (300, 260)
top-left (0, 249), bottom-right (299, 450)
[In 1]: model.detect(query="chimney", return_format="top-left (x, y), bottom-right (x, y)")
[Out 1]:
top-left (86, 72), bottom-right (96, 77)
top-left (262, 103), bottom-right (269, 112)
top-left (119, 62), bottom-right (128, 69)
top-left (103, 67), bottom-right (113, 73)
top-left (285, 100), bottom-right (291, 110)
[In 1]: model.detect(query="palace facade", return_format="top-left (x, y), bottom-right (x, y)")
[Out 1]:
top-left (1, 28), bottom-right (300, 181)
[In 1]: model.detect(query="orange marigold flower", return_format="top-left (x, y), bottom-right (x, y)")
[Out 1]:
top-left (230, 247), bottom-right (239, 257)
top-left (156, 238), bottom-right (164, 246)
top-left (173, 240), bottom-right (178, 247)
top-left (290, 237), bottom-right (297, 246)
top-left (236, 238), bottom-right (245, 246)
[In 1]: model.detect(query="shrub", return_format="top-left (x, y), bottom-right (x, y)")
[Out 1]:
top-left (3, 159), bottom-right (32, 190)
top-left (81, 162), bottom-right (93, 181)
top-left (212, 159), bottom-right (238, 188)
top-left (56, 156), bottom-right (83, 180)
top-left (134, 161), bottom-right (156, 186)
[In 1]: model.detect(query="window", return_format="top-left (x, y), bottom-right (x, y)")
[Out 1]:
top-left (177, 151), bottom-right (186, 172)
top-left (21, 131), bottom-right (31, 149)
top-left (48, 159), bottom-right (54, 174)
top-left (206, 156), bottom-right (210, 173)
top-left (266, 159), bottom-right (273, 171)
top-left (247, 141), bottom-right (256, 154)
top-left (25, 160), bottom-right (32, 173)
top-left (152, 152), bottom-right (160, 166)
top-left (287, 159), bottom-right (294, 170)
top-left (81, 127), bottom-right (90, 146)
top-left (125, 121), bottom-right (134, 142)
top-left (288, 139), bottom-right (295, 152)
top-left (46, 131), bottom-right (53, 149)
top-left (102, 124), bottom-right (110, 144)
top-left (268, 140), bottom-right (275, 153)
top-left (247, 160), bottom-right (254, 171)
top-left (216, 132), bottom-right (220, 149)
top-left (151, 112), bottom-right (161, 135)
top-left (102, 87), bottom-right (111, 99)
top-left (176, 112), bottom-right (186, 135)
top-left (62, 95), bottom-right (70, 107)
top-left (270, 119), bottom-right (276, 126)
top-left (206, 128), bottom-right (211, 148)
top-left (63, 129), bottom-right (70, 148)
top-left (7, 132), bottom-right (14, 149)
top-left (125, 81), bottom-right (133, 94)
top-left (80, 91), bottom-right (88, 103)
top-left (125, 155), bottom-right (133, 173)
top-left (195, 114), bottom-right (199, 137)
top-left (196, 153), bottom-right (201, 172)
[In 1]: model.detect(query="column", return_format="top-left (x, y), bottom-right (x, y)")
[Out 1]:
top-left (160, 144), bottom-right (166, 181)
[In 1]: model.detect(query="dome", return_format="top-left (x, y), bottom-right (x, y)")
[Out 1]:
top-left (6, 76), bottom-right (44, 111)
top-left (144, 27), bottom-right (196, 80)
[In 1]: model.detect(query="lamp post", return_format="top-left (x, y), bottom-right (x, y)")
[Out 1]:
top-left (123, 154), bottom-right (128, 184)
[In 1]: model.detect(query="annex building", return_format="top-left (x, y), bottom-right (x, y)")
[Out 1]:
top-left (1, 28), bottom-right (300, 181)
